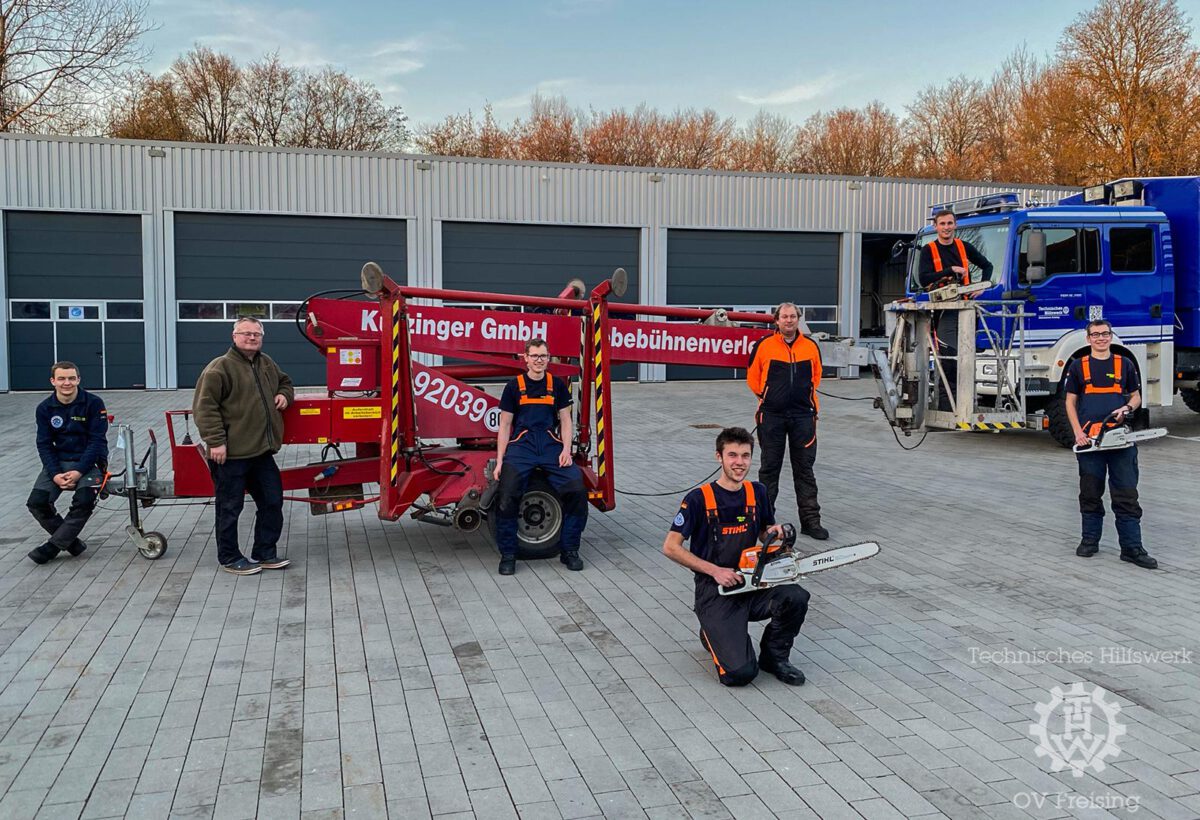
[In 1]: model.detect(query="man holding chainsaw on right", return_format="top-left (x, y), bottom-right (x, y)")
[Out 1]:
top-left (663, 427), bottom-right (810, 687)
top-left (1063, 318), bottom-right (1157, 569)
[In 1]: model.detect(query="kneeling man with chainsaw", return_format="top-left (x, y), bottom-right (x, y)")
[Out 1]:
top-left (492, 337), bottom-right (588, 576)
top-left (1064, 319), bottom-right (1157, 568)
top-left (663, 427), bottom-right (809, 686)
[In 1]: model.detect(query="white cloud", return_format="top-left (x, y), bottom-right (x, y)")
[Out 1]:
top-left (736, 73), bottom-right (840, 106)
top-left (493, 78), bottom-right (577, 110)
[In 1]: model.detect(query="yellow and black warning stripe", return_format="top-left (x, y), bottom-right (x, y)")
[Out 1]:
top-left (956, 421), bottom-right (1026, 431)
top-left (592, 301), bottom-right (606, 477)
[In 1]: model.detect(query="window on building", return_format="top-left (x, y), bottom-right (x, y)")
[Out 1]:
top-left (106, 302), bottom-right (144, 320)
top-left (10, 301), bottom-right (51, 320)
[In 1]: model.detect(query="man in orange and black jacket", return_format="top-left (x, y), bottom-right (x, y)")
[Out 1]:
top-left (746, 302), bottom-right (827, 540)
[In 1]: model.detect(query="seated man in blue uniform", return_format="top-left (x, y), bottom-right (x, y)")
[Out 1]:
top-left (27, 361), bottom-right (109, 564)
top-left (662, 427), bottom-right (809, 687)
top-left (492, 337), bottom-right (588, 576)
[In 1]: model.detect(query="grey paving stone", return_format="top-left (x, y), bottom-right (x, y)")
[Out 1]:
top-left (2, 384), bottom-right (1200, 819)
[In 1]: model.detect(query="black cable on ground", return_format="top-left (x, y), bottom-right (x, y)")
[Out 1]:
top-left (615, 465), bottom-right (722, 497)
top-left (817, 388), bottom-right (875, 402)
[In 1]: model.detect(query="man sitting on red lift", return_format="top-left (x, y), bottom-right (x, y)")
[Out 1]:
top-left (492, 337), bottom-right (588, 576)
top-left (663, 427), bottom-right (809, 687)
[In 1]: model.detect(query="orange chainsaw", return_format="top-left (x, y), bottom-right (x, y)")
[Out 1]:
top-left (719, 523), bottom-right (881, 596)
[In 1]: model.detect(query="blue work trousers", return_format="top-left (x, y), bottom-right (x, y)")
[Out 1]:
top-left (495, 429), bottom-right (588, 557)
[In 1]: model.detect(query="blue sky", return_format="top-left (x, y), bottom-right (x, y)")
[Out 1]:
top-left (146, 0), bottom-right (1200, 128)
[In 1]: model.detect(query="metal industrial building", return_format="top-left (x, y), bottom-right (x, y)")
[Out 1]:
top-left (0, 134), bottom-right (1073, 391)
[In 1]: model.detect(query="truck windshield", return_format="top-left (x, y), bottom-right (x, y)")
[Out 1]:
top-left (908, 222), bottom-right (1009, 292)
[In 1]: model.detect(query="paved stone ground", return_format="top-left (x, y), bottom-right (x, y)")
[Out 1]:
top-left (1, 379), bottom-right (1198, 820)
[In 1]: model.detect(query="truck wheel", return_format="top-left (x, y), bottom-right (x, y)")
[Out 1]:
top-left (486, 474), bottom-right (563, 560)
top-left (1044, 390), bottom-right (1076, 449)
top-left (1182, 388), bottom-right (1200, 414)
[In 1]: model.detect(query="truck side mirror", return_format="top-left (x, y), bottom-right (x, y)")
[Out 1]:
top-left (890, 239), bottom-right (912, 259)
top-left (1026, 230), bottom-right (1047, 283)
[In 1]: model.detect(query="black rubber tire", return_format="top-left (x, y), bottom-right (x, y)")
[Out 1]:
top-left (1181, 388), bottom-right (1200, 414)
top-left (1044, 389), bottom-right (1076, 449)
top-left (139, 531), bottom-right (168, 560)
top-left (486, 474), bottom-right (563, 560)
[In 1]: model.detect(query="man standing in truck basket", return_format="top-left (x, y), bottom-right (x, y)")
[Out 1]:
top-left (747, 302), bottom-right (827, 540)
top-left (1063, 318), bottom-right (1157, 569)
top-left (193, 317), bottom-right (295, 576)
top-left (918, 210), bottom-right (994, 411)
top-left (27, 361), bottom-right (109, 564)
top-left (492, 337), bottom-right (588, 576)
top-left (663, 427), bottom-right (808, 687)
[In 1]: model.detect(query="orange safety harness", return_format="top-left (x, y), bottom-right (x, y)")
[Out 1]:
top-left (929, 238), bottom-right (971, 286)
top-left (1081, 355), bottom-right (1126, 438)
top-left (516, 373), bottom-right (556, 405)
top-left (699, 481), bottom-right (756, 545)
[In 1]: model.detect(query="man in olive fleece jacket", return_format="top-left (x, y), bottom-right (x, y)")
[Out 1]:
top-left (193, 317), bottom-right (295, 575)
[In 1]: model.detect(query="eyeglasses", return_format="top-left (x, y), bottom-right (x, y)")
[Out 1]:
top-left (235, 331), bottom-right (264, 338)
top-left (1088, 331), bottom-right (1113, 339)
top-left (526, 353), bottom-right (549, 360)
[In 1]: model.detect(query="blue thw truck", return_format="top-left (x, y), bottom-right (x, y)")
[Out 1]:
top-left (904, 178), bottom-right (1200, 445)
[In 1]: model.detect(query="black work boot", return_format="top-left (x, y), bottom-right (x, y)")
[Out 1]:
top-left (28, 543), bottom-right (60, 564)
top-left (560, 551), bottom-right (584, 571)
top-left (498, 555), bottom-right (517, 576)
top-left (1075, 540), bottom-right (1099, 557)
top-left (758, 653), bottom-right (806, 686)
top-left (65, 539), bottom-right (87, 557)
top-left (801, 521), bottom-right (829, 541)
top-left (1120, 547), bottom-right (1158, 569)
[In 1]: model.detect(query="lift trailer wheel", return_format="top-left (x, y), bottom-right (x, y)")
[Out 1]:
top-left (486, 475), bottom-right (564, 560)
top-left (138, 531), bottom-right (168, 560)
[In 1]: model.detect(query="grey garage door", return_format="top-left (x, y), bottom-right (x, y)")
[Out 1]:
top-left (5, 211), bottom-right (146, 390)
top-left (442, 222), bottom-right (640, 380)
top-left (174, 213), bottom-right (407, 387)
top-left (665, 229), bottom-right (840, 380)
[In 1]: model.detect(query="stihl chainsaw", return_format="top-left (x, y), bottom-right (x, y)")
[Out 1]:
top-left (1073, 412), bottom-right (1167, 454)
top-left (718, 523), bottom-right (881, 596)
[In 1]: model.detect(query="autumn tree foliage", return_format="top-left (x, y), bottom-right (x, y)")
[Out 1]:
top-left (105, 46), bottom-right (408, 150)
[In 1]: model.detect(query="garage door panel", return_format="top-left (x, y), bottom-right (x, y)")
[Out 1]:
top-left (442, 222), bottom-right (639, 380)
top-left (666, 229), bottom-right (839, 381)
top-left (176, 325), bottom-right (326, 389)
top-left (442, 223), bottom-right (640, 297)
top-left (104, 323), bottom-right (148, 389)
top-left (7, 323), bottom-right (54, 391)
top-left (174, 213), bottom-right (406, 385)
top-left (5, 212), bottom-right (142, 299)
top-left (174, 213), bottom-right (407, 301)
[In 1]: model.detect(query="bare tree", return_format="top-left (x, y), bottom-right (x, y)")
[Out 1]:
top-left (289, 66), bottom-right (408, 151)
top-left (655, 108), bottom-right (736, 169)
top-left (172, 45), bottom-right (241, 143)
top-left (106, 68), bottom-right (190, 140)
top-left (0, 0), bottom-right (151, 132)
top-left (583, 104), bottom-right (660, 167)
top-left (240, 52), bottom-right (295, 146)
top-left (795, 102), bottom-right (909, 176)
top-left (511, 94), bottom-right (584, 162)
top-left (1057, 0), bottom-right (1199, 176)
top-left (729, 110), bottom-right (795, 172)
top-left (905, 76), bottom-right (987, 178)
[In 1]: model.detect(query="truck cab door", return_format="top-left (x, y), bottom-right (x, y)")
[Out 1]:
top-left (1019, 226), bottom-right (1104, 344)
top-left (1104, 223), bottom-right (1168, 343)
